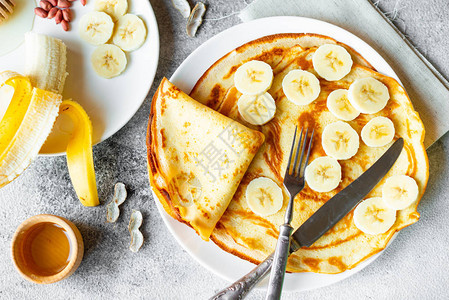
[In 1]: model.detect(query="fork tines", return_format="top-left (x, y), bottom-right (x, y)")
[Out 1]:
top-left (285, 126), bottom-right (314, 178)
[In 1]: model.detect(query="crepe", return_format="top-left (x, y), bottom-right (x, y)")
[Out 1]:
top-left (147, 78), bottom-right (265, 241)
top-left (189, 33), bottom-right (429, 273)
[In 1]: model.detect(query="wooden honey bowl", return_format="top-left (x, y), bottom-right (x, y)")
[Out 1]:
top-left (11, 214), bottom-right (84, 284)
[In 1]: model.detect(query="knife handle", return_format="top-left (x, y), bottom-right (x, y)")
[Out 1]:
top-left (265, 224), bottom-right (293, 300)
top-left (209, 253), bottom-right (274, 300)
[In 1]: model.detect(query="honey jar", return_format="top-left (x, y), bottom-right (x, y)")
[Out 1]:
top-left (11, 214), bottom-right (84, 284)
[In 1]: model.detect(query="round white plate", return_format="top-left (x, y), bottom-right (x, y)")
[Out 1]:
top-left (154, 16), bottom-right (401, 292)
top-left (0, 0), bottom-right (159, 155)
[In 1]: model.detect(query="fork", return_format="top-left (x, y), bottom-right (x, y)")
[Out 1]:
top-left (265, 126), bottom-right (314, 300)
top-left (0, 0), bottom-right (15, 23)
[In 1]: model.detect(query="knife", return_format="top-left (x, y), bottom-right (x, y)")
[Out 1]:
top-left (210, 137), bottom-right (404, 300)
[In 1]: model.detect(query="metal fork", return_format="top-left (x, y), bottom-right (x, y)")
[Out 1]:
top-left (265, 127), bottom-right (314, 300)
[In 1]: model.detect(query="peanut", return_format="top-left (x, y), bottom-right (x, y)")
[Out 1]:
top-left (48, 0), bottom-right (57, 6)
top-left (39, 0), bottom-right (53, 11)
top-left (47, 7), bottom-right (59, 19)
top-left (57, 0), bottom-right (71, 8)
top-left (34, 7), bottom-right (48, 18)
top-left (62, 8), bottom-right (72, 22)
top-left (61, 20), bottom-right (70, 31)
top-left (80, 0), bottom-right (86, 6)
top-left (55, 9), bottom-right (63, 24)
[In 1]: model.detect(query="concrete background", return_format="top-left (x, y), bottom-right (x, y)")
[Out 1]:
top-left (1, 0), bottom-right (448, 299)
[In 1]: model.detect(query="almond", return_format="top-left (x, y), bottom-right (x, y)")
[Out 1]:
top-left (34, 7), bottom-right (48, 18)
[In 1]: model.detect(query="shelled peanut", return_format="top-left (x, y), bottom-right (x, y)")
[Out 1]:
top-left (34, 0), bottom-right (85, 31)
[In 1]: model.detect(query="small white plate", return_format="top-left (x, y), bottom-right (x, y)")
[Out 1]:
top-left (153, 16), bottom-right (402, 292)
top-left (0, 0), bottom-right (159, 155)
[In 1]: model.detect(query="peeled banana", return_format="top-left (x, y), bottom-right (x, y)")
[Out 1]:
top-left (0, 73), bottom-right (62, 188)
top-left (61, 100), bottom-right (99, 207)
top-left (234, 60), bottom-right (273, 95)
top-left (24, 32), bottom-right (68, 94)
top-left (1, 33), bottom-right (99, 207)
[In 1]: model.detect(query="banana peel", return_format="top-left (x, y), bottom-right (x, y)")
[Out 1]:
top-left (0, 72), bottom-right (62, 187)
top-left (0, 72), bottom-right (33, 156)
top-left (0, 72), bottom-right (99, 207)
top-left (60, 100), bottom-right (99, 207)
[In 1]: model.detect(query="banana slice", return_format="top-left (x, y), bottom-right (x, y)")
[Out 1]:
top-left (353, 197), bottom-right (396, 235)
top-left (282, 69), bottom-right (320, 106)
top-left (305, 156), bottom-right (341, 193)
top-left (237, 92), bottom-right (276, 125)
top-left (94, 0), bottom-right (128, 20)
top-left (91, 44), bottom-right (127, 79)
top-left (246, 177), bottom-right (284, 217)
top-left (361, 116), bottom-right (395, 147)
top-left (79, 11), bottom-right (114, 46)
top-left (112, 14), bottom-right (147, 52)
top-left (322, 121), bottom-right (359, 160)
top-left (326, 89), bottom-right (360, 121)
top-left (312, 44), bottom-right (353, 81)
top-left (382, 175), bottom-right (419, 210)
top-left (0, 87), bottom-right (62, 188)
top-left (348, 77), bottom-right (390, 114)
top-left (234, 60), bottom-right (273, 95)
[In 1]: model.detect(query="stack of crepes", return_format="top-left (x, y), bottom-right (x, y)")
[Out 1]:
top-left (148, 33), bottom-right (429, 274)
top-left (0, 32), bottom-right (98, 207)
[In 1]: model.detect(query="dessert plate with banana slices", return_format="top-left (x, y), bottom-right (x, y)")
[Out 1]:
top-left (0, 0), bottom-right (159, 155)
top-left (150, 16), bottom-right (429, 292)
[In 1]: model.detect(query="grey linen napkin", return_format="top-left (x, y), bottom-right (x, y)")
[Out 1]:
top-left (239, 0), bottom-right (449, 148)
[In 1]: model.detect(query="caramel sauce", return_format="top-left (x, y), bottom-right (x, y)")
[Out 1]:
top-left (262, 119), bottom-right (284, 182)
top-left (404, 140), bottom-right (417, 177)
top-left (328, 256), bottom-right (347, 272)
top-left (219, 87), bottom-right (239, 117)
top-left (302, 257), bottom-right (320, 272)
top-left (18, 223), bottom-right (72, 276)
top-left (207, 84), bottom-right (226, 109)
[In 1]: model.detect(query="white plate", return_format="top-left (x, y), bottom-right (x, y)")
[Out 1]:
top-left (0, 0), bottom-right (159, 155)
top-left (154, 16), bottom-right (402, 292)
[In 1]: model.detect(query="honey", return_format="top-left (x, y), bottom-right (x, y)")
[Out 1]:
top-left (18, 222), bottom-right (72, 276)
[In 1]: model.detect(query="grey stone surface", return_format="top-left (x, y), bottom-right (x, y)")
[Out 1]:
top-left (0, 0), bottom-right (448, 299)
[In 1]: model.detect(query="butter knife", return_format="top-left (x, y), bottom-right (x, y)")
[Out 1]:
top-left (210, 137), bottom-right (404, 300)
